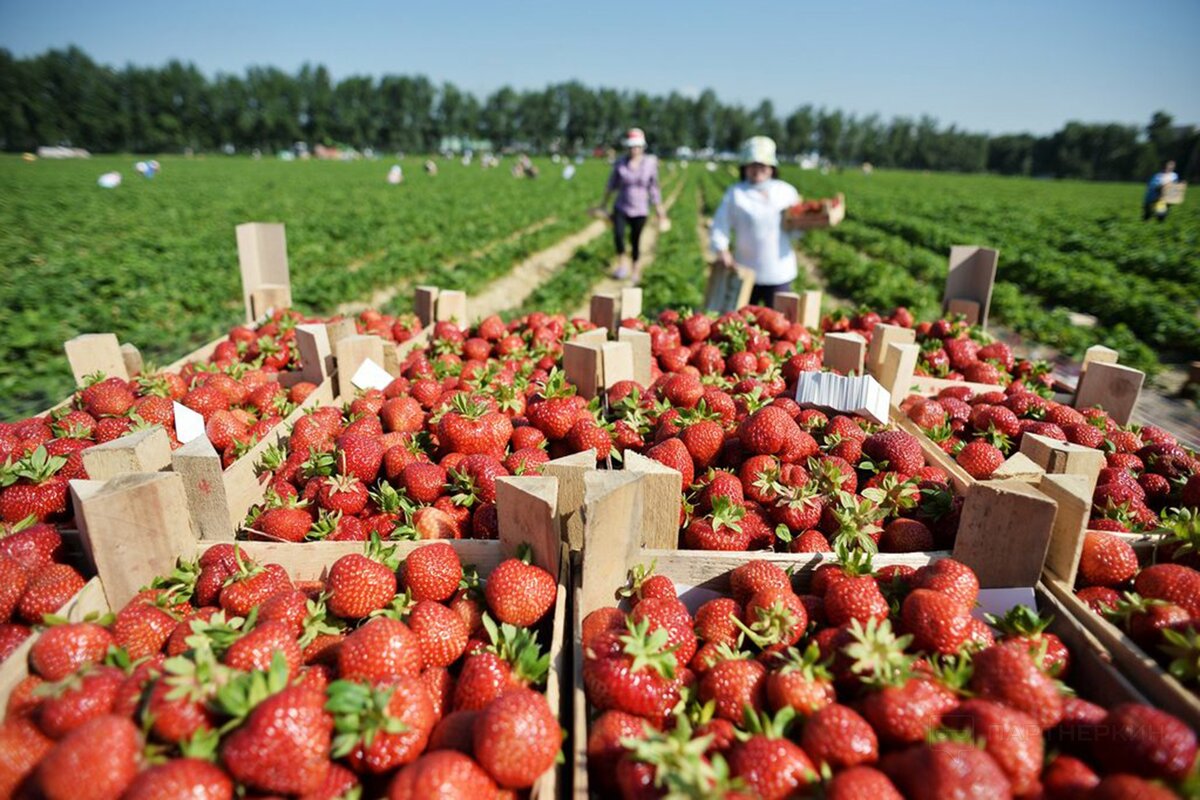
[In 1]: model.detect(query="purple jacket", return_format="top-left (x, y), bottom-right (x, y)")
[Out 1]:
top-left (607, 155), bottom-right (662, 217)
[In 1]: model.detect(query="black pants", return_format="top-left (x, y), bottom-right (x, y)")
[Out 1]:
top-left (750, 281), bottom-right (792, 308)
top-left (1143, 202), bottom-right (1169, 222)
top-left (612, 211), bottom-right (647, 261)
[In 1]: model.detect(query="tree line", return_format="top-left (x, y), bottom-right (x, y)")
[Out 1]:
top-left (1, 47), bottom-right (1196, 181)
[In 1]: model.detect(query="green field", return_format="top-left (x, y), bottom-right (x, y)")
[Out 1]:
top-left (2, 155), bottom-right (1196, 420)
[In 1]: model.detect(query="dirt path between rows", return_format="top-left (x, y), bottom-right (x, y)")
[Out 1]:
top-left (568, 183), bottom-right (686, 318)
top-left (336, 216), bottom-right (558, 315)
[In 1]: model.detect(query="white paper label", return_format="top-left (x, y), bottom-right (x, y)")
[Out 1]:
top-left (794, 372), bottom-right (891, 425)
top-left (973, 587), bottom-right (1038, 623)
top-left (351, 358), bottom-right (394, 391)
top-left (173, 402), bottom-right (206, 444)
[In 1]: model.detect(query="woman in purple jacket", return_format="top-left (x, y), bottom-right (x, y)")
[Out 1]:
top-left (601, 128), bottom-right (665, 282)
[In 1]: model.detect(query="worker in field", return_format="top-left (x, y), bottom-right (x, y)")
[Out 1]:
top-left (601, 128), bottom-right (665, 283)
top-left (710, 136), bottom-right (802, 307)
top-left (1143, 159), bottom-right (1179, 222)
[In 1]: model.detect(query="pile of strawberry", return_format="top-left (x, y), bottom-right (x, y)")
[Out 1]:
top-left (0, 538), bottom-right (562, 798)
top-left (0, 518), bottom-right (87, 663)
top-left (582, 557), bottom-right (1198, 798)
top-left (246, 313), bottom-right (604, 542)
top-left (1073, 521), bottom-right (1200, 694)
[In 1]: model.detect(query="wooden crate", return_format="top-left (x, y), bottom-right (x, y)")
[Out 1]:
top-left (568, 475), bottom-right (1149, 798)
top-left (781, 193), bottom-right (846, 231)
top-left (55, 470), bottom-right (569, 798)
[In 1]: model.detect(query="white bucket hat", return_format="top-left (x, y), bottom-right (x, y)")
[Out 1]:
top-left (739, 135), bottom-right (778, 167)
top-left (622, 127), bottom-right (647, 148)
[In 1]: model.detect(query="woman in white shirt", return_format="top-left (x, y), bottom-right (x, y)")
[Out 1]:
top-left (710, 136), bottom-right (801, 307)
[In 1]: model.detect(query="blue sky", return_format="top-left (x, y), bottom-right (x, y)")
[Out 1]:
top-left (1, 0), bottom-right (1197, 135)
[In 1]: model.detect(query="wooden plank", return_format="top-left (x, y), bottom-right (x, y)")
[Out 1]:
top-left (892, 413), bottom-right (973, 494)
top-left (622, 451), bottom-right (683, 550)
top-left (1081, 345), bottom-right (1119, 375)
top-left (249, 284), bottom-right (292, 320)
top-left (580, 471), bottom-right (645, 616)
top-left (324, 317), bottom-right (358, 352)
top-left (80, 425), bottom-right (172, 481)
top-left (72, 472), bottom-right (198, 609)
top-left (952, 480), bottom-right (1056, 588)
top-left (236, 222), bottom-right (290, 324)
top-left (563, 342), bottom-right (603, 400)
top-left (946, 298), bottom-right (982, 325)
top-left (773, 291), bottom-right (800, 323)
top-left (495, 476), bottom-right (560, 576)
top-left (436, 290), bottom-right (468, 324)
top-left (991, 451), bottom-right (1046, 483)
top-left (572, 328), bottom-right (608, 347)
top-left (294, 323), bottom-right (334, 385)
top-left (543, 450), bottom-right (597, 550)
top-left (704, 263), bottom-right (755, 314)
top-left (943, 245), bottom-right (998, 328)
top-left (335, 335), bottom-right (387, 399)
top-left (822, 332), bottom-right (866, 375)
top-left (64, 333), bottom-right (128, 385)
top-left (120, 343), bottom-right (143, 377)
top-left (171, 435), bottom-right (231, 541)
top-left (866, 323), bottom-right (916, 374)
top-left (414, 285), bottom-right (439, 328)
top-left (600, 342), bottom-right (634, 389)
top-left (1074, 361), bottom-right (1144, 426)
top-left (1019, 433), bottom-right (1106, 496)
top-left (589, 294), bottom-right (619, 335)
top-left (799, 290), bottom-right (822, 329)
top-left (617, 328), bottom-right (652, 387)
top-left (619, 287), bottom-right (642, 322)
top-left (876, 342), bottom-right (920, 405)
top-left (1040, 473), bottom-right (1092, 585)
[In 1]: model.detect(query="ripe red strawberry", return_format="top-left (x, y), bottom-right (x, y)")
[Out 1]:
top-left (338, 617), bottom-right (423, 682)
top-left (956, 439), bottom-right (1004, 478)
top-left (439, 395), bottom-right (512, 456)
top-left (882, 741), bottom-right (1010, 799)
top-left (766, 643), bottom-right (834, 714)
top-left (801, 702), bottom-right (878, 770)
top-left (144, 664), bottom-right (218, 744)
top-left (699, 652), bottom-right (766, 722)
top-left (630, 597), bottom-right (697, 667)
top-left (220, 685), bottom-right (332, 795)
top-left (473, 687), bottom-right (559, 789)
top-left (452, 650), bottom-right (516, 712)
top-left (879, 517), bottom-right (934, 552)
top-left (1135, 563), bottom-right (1200, 618)
top-left (901, 588), bottom-right (972, 655)
top-left (0, 715), bottom-right (53, 797)
top-left (823, 565), bottom-right (889, 627)
top-left (223, 620), bottom-right (302, 677)
top-left (219, 561), bottom-right (292, 617)
top-left (328, 677), bottom-right (435, 773)
top-left (81, 377), bottom-right (136, 418)
top-left (484, 551), bottom-right (556, 627)
top-left (942, 699), bottom-right (1042, 794)
top-left (401, 461), bottom-right (447, 504)
top-left (37, 714), bottom-right (141, 800)
top-left (583, 620), bottom-right (680, 722)
top-left (970, 640), bottom-right (1065, 729)
top-left (825, 765), bottom-right (902, 799)
top-left (645, 437), bottom-right (695, 488)
top-left (861, 430), bottom-right (925, 474)
top-left (1040, 754), bottom-right (1099, 799)
top-left (327, 541), bottom-right (400, 619)
top-left (910, 558), bottom-right (980, 608)
top-left (112, 599), bottom-right (178, 660)
top-left (1076, 585), bottom-right (1121, 613)
top-left (0, 552), bottom-right (26, 622)
top-left (334, 433), bottom-right (385, 484)
top-left (401, 542), bottom-right (463, 602)
top-left (728, 708), bottom-right (816, 800)
top-left (990, 605), bottom-right (1071, 677)
top-left (30, 621), bottom-right (114, 681)
top-left (317, 475), bottom-right (369, 516)
top-left (1092, 703), bottom-right (1196, 781)
top-left (122, 757), bottom-right (233, 800)
top-left (256, 503), bottom-right (313, 542)
top-left (389, 750), bottom-right (499, 798)
top-left (586, 710), bottom-right (648, 794)
top-left (19, 563), bottom-right (85, 624)
top-left (0, 448), bottom-right (69, 523)
top-left (408, 600), bottom-right (469, 669)
top-left (37, 665), bottom-right (124, 738)
top-left (679, 420), bottom-right (725, 469)
top-left (0, 519), bottom-right (63, 570)
top-left (0, 623), bottom-right (29, 659)
top-left (738, 406), bottom-right (799, 456)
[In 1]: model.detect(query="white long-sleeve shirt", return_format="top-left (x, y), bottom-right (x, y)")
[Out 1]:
top-left (710, 179), bottom-right (801, 285)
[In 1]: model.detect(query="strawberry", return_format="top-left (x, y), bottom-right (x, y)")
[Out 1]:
top-left (256, 502), bottom-right (313, 542)
top-left (1090, 775), bottom-right (1178, 798)
top-left (583, 619), bottom-right (680, 722)
top-left (327, 678), bottom-right (435, 773)
top-left (317, 474), bottom-right (369, 515)
top-left (37, 664), bottom-right (124, 738)
top-left (37, 714), bottom-right (141, 800)
top-left (1091, 703), bottom-right (1197, 781)
top-left (1134, 563), bottom-right (1200, 617)
top-left (879, 517), bottom-right (934, 552)
top-left (219, 560), bottom-right (292, 617)
top-left (0, 623), bottom-right (30, 659)
top-left (0, 552), bottom-right (27, 622)
top-left (1076, 585), bottom-right (1120, 613)
top-left (730, 560), bottom-right (790, 606)
top-left (81, 377), bottom-right (136, 418)
top-left (970, 640), bottom-right (1065, 729)
top-left (586, 710), bottom-right (648, 794)
top-left (679, 419), bottom-right (725, 468)
top-left (121, 758), bottom-right (233, 800)
top-left (407, 600), bottom-right (469, 668)
top-left (645, 437), bottom-right (695, 488)
top-left (684, 496), bottom-right (751, 550)
top-left (112, 598), bottom-right (179, 660)
top-left (0, 447), bottom-right (69, 523)
top-left (484, 549), bottom-right (556, 627)
top-left (737, 406), bottom-right (799, 456)
top-left (1040, 754), bottom-right (1099, 799)
top-left (956, 439), bottom-right (1004, 478)
top-left (335, 433), bottom-right (385, 484)
top-left (327, 538), bottom-right (400, 619)
top-left (728, 708), bottom-right (815, 800)
top-left (19, 563), bottom-right (86, 624)
top-left (910, 558), bottom-right (980, 608)
top-left (631, 597), bottom-right (697, 667)
top-left (942, 699), bottom-right (1042, 794)
top-left (882, 741), bottom-right (1009, 799)
top-left (438, 394), bottom-right (511, 456)
top-left (337, 617), bottom-right (423, 682)
top-left (861, 430), bottom-right (925, 474)
top-left (0, 519), bottom-right (63, 570)
top-left (0, 716), bottom-right (53, 797)
top-left (30, 621), bottom-right (114, 681)
top-left (825, 766), bottom-right (903, 799)
top-left (388, 750), bottom-right (498, 798)
top-left (223, 620), bottom-right (301, 677)
top-left (401, 461), bottom-right (448, 504)
top-left (801, 702), bottom-right (878, 770)
top-left (901, 588), bottom-right (973, 655)
top-left (823, 554), bottom-right (889, 627)
top-left (699, 651), bottom-right (766, 722)
top-left (220, 685), bottom-right (332, 795)
top-left (473, 687), bottom-right (559, 789)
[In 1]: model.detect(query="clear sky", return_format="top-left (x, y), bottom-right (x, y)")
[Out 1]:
top-left (1, 0), bottom-right (1197, 135)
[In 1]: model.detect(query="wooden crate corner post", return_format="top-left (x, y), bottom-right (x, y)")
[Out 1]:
top-left (800, 290), bottom-right (822, 329)
top-left (414, 286), bottom-right (440, 329)
top-left (773, 291), bottom-right (801, 323)
top-left (866, 323), bottom-right (916, 375)
top-left (294, 323), bottom-right (334, 386)
top-left (435, 290), bottom-right (468, 325)
top-left (822, 332), bottom-right (867, 376)
top-left (71, 472), bottom-right (199, 610)
top-left (80, 425), bottom-right (172, 481)
top-left (120, 343), bottom-right (144, 377)
top-left (617, 328), bottom-right (652, 387)
top-left (876, 342), bottom-right (920, 405)
top-left (563, 341), bottom-right (604, 400)
top-left (600, 341), bottom-right (634, 389)
top-left (580, 470), bottom-right (645, 616)
top-left (170, 435), bottom-right (235, 541)
top-left (589, 293), bottom-right (620, 335)
top-left (1073, 361), bottom-right (1144, 426)
top-left (619, 287), bottom-right (643, 323)
top-left (952, 479), bottom-right (1057, 588)
top-left (495, 475), bottom-right (560, 577)
top-left (1019, 432), bottom-right (1106, 496)
top-left (236, 222), bottom-right (291, 323)
top-left (943, 245), bottom-right (998, 328)
top-left (542, 449), bottom-right (598, 550)
top-left (1039, 472), bottom-right (1093, 586)
top-left (622, 451), bottom-right (683, 550)
top-left (991, 452), bottom-right (1047, 483)
top-left (64, 333), bottom-right (129, 386)
top-left (334, 334), bottom-right (387, 399)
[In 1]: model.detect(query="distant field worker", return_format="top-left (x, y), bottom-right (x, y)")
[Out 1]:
top-left (711, 136), bottom-right (802, 307)
top-left (601, 128), bottom-right (665, 282)
top-left (1143, 160), bottom-right (1179, 222)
